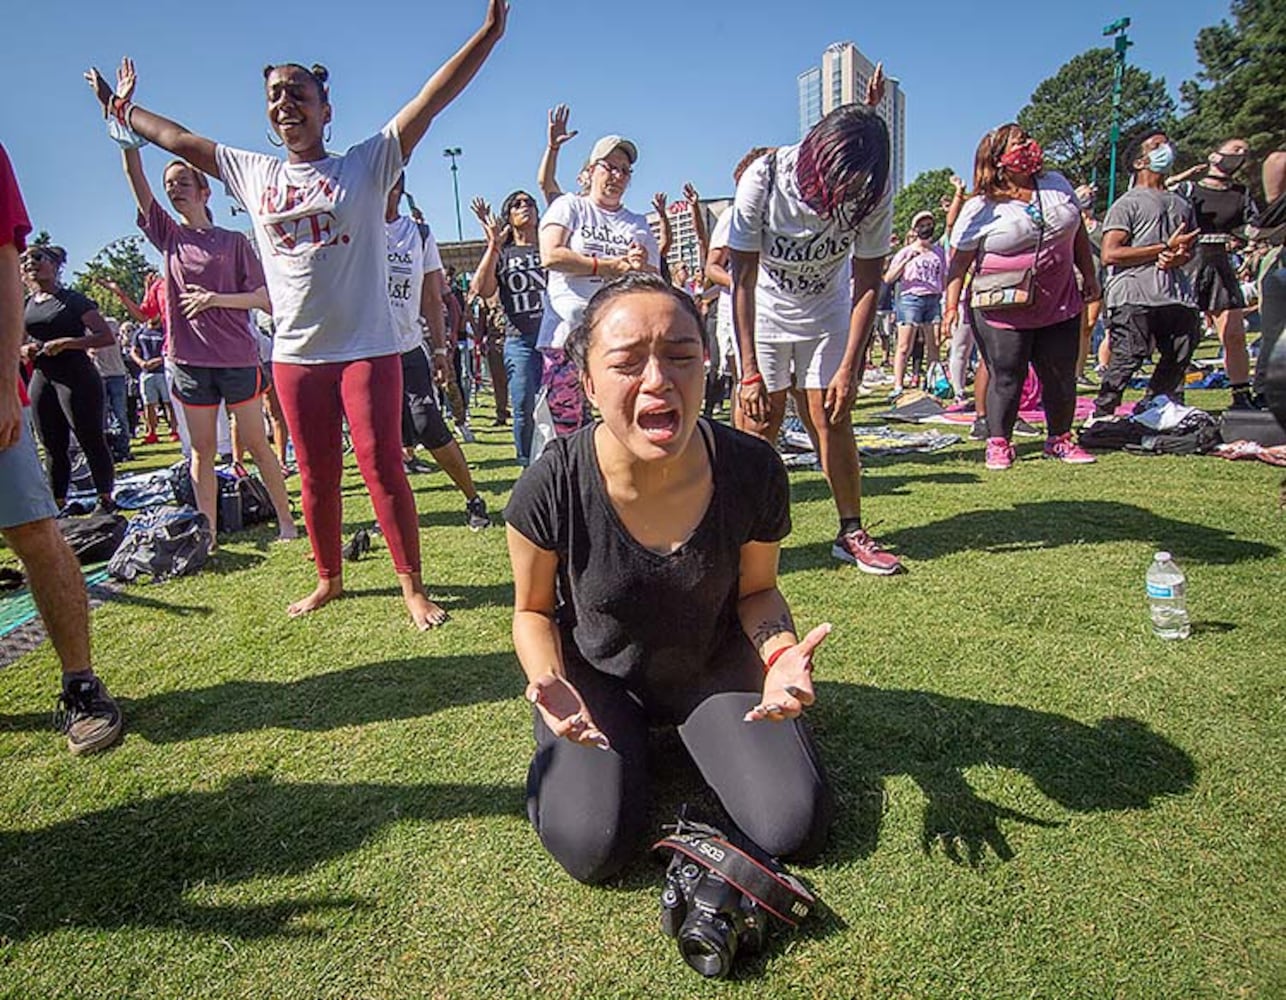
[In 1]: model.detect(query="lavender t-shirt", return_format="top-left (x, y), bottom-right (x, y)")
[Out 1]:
top-left (138, 200), bottom-right (265, 367)
top-left (950, 170), bottom-right (1083, 330)
top-left (888, 243), bottom-right (947, 296)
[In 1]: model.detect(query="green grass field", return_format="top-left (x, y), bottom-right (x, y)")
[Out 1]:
top-left (1, 387), bottom-right (1283, 999)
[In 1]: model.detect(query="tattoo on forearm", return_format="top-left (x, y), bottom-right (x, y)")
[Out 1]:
top-left (751, 613), bottom-right (794, 651)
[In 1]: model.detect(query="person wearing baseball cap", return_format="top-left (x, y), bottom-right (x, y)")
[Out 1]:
top-left (883, 208), bottom-right (948, 400)
top-left (536, 130), bottom-right (659, 437)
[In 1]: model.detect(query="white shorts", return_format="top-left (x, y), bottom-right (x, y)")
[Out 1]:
top-left (756, 335), bottom-right (846, 393)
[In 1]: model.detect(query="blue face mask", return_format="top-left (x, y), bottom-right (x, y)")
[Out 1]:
top-left (1147, 143), bottom-right (1176, 174)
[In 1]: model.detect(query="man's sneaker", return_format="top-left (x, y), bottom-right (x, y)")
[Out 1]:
top-left (969, 415), bottom-right (990, 440)
top-left (404, 456), bottom-right (434, 475)
top-left (456, 421), bottom-right (477, 444)
top-left (832, 527), bottom-right (902, 575)
top-left (465, 495), bottom-right (492, 531)
top-left (985, 437), bottom-right (1015, 470)
top-left (1012, 417), bottom-right (1040, 437)
top-left (54, 675), bottom-right (122, 756)
top-left (1044, 432), bottom-right (1096, 464)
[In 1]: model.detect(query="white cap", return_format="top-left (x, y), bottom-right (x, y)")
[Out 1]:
top-left (587, 135), bottom-right (638, 166)
top-left (911, 210), bottom-right (935, 228)
top-left (1155, 551), bottom-right (1171, 561)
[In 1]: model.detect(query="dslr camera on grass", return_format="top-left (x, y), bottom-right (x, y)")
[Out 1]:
top-left (653, 812), bottom-right (818, 979)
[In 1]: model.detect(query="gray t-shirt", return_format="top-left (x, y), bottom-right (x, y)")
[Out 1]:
top-left (1103, 187), bottom-right (1197, 310)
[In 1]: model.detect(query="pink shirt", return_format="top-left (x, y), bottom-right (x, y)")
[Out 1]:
top-left (139, 201), bottom-right (265, 367)
top-left (888, 243), bottom-right (947, 296)
top-left (950, 171), bottom-right (1084, 330)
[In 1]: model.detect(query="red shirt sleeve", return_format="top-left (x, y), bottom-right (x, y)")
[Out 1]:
top-left (1, 144), bottom-right (32, 405)
top-left (140, 274), bottom-right (166, 321)
top-left (0, 144), bottom-right (31, 253)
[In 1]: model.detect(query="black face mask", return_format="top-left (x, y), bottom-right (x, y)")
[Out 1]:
top-left (914, 224), bottom-right (934, 239)
top-left (1215, 152), bottom-right (1246, 175)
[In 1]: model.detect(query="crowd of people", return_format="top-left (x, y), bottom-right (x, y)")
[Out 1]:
top-left (2, 0), bottom-right (1283, 889)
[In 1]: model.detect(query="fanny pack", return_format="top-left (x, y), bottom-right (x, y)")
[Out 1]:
top-left (972, 179), bottom-right (1046, 310)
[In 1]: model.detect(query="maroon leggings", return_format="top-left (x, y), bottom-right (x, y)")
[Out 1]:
top-left (273, 355), bottom-right (420, 578)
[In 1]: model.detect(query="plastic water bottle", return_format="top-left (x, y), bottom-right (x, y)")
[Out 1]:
top-left (1147, 552), bottom-right (1190, 639)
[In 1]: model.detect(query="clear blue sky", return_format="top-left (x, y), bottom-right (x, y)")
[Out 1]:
top-left (1, 0), bottom-right (1229, 275)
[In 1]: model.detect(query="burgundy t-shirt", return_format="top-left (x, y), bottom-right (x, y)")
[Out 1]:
top-left (1, 144), bottom-right (32, 405)
top-left (139, 200), bottom-right (265, 367)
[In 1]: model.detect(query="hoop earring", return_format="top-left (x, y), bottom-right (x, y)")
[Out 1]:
top-left (266, 128), bottom-right (284, 148)
top-left (324, 124), bottom-right (332, 144)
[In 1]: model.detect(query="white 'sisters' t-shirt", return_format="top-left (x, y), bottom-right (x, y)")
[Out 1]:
top-left (216, 123), bottom-right (404, 364)
top-left (538, 193), bottom-right (659, 349)
top-left (385, 216), bottom-right (443, 353)
top-left (727, 144), bottom-right (892, 343)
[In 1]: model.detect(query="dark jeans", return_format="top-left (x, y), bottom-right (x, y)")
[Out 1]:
top-left (1094, 303), bottom-right (1199, 416)
top-left (527, 636), bottom-right (833, 884)
top-left (971, 311), bottom-right (1081, 440)
top-left (503, 331), bottom-right (542, 466)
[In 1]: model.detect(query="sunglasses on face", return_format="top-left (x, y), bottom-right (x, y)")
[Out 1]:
top-left (24, 250), bottom-right (51, 265)
top-left (509, 197), bottom-right (536, 210)
top-left (595, 160), bottom-right (632, 180)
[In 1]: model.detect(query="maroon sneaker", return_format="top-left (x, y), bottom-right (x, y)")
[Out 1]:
top-left (832, 527), bottom-right (902, 575)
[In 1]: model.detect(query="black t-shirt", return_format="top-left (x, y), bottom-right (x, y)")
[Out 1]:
top-left (505, 420), bottom-right (791, 694)
top-left (1180, 182), bottom-right (1257, 236)
top-left (23, 287), bottom-right (99, 381)
top-left (495, 244), bottom-right (546, 337)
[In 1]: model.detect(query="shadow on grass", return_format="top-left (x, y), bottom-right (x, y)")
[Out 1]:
top-left (813, 683), bottom-right (1196, 867)
top-left (788, 470), bottom-right (981, 507)
top-left (0, 652), bottom-right (519, 742)
top-left (0, 773), bottom-right (523, 942)
top-left (782, 499), bottom-right (1277, 571)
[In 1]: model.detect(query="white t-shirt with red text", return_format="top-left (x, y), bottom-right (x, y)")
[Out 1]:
top-left (727, 144), bottom-right (892, 343)
top-left (215, 123), bottom-right (404, 364)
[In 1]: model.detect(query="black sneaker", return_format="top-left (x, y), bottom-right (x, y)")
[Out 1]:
top-left (1012, 417), bottom-right (1040, 437)
top-left (403, 456), bottom-right (434, 475)
top-left (969, 415), bottom-right (989, 440)
top-left (342, 528), bottom-right (372, 561)
top-left (53, 675), bottom-right (122, 755)
top-left (465, 496), bottom-right (491, 531)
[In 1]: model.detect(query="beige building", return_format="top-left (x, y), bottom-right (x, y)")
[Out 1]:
top-left (797, 41), bottom-right (906, 194)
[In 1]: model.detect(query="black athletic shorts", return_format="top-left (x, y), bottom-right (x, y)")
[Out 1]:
top-left (171, 363), bottom-right (264, 407)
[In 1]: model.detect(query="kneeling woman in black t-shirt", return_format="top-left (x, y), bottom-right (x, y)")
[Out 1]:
top-left (505, 273), bottom-right (833, 884)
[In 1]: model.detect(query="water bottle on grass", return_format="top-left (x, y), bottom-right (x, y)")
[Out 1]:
top-left (1147, 552), bottom-right (1190, 639)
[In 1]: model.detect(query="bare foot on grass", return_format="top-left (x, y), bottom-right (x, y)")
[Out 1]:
top-left (288, 578), bottom-right (343, 617)
top-left (276, 521), bottom-right (300, 542)
top-left (406, 593), bottom-right (450, 631)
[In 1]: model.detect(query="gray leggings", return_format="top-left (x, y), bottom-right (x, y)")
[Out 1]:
top-left (526, 636), bottom-right (833, 884)
top-left (971, 311), bottom-right (1080, 440)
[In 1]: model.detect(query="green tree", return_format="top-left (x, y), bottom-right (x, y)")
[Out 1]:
top-left (1017, 48), bottom-right (1175, 202)
top-left (1174, 0), bottom-right (1286, 174)
top-left (72, 237), bottom-right (155, 322)
top-left (893, 167), bottom-right (956, 245)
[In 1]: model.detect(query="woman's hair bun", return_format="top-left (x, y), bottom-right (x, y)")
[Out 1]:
top-left (310, 65), bottom-right (329, 84)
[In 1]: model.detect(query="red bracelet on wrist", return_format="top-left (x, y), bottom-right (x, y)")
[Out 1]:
top-left (591, 255), bottom-right (599, 277)
top-left (740, 372), bottom-right (763, 387)
top-left (763, 646), bottom-right (790, 673)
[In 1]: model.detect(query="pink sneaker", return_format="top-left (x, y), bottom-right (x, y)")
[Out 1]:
top-left (1044, 432), bottom-right (1096, 464)
top-left (984, 437), bottom-right (1015, 470)
top-left (832, 527), bottom-right (902, 575)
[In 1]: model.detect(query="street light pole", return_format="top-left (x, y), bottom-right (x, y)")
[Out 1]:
top-left (1102, 17), bottom-right (1132, 207)
top-left (443, 147), bottom-right (463, 242)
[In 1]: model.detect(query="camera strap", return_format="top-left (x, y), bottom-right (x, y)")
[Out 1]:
top-left (653, 827), bottom-right (817, 928)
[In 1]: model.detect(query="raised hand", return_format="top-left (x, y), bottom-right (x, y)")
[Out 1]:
top-left (84, 66), bottom-right (115, 117)
top-left (865, 62), bottom-right (886, 107)
top-left (481, 212), bottom-right (509, 249)
top-left (547, 104), bottom-right (578, 150)
top-left (683, 182), bottom-right (700, 206)
top-left (526, 674), bottom-right (610, 750)
top-left (651, 191), bottom-right (668, 215)
top-left (115, 56), bottom-right (137, 105)
top-left (470, 196), bottom-right (492, 226)
top-left (485, 0), bottom-right (509, 35)
top-left (744, 623), bottom-right (832, 723)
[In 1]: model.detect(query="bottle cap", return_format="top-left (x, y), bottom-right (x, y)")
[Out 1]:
top-left (1155, 551), bottom-right (1171, 562)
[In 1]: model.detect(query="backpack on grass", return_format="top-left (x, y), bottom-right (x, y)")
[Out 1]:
top-left (107, 505), bottom-right (212, 583)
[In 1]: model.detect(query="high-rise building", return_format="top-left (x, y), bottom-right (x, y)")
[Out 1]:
top-left (796, 41), bottom-right (906, 195)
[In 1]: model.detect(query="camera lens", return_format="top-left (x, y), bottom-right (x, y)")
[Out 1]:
top-left (678, 921), bottom-right (735, 979)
